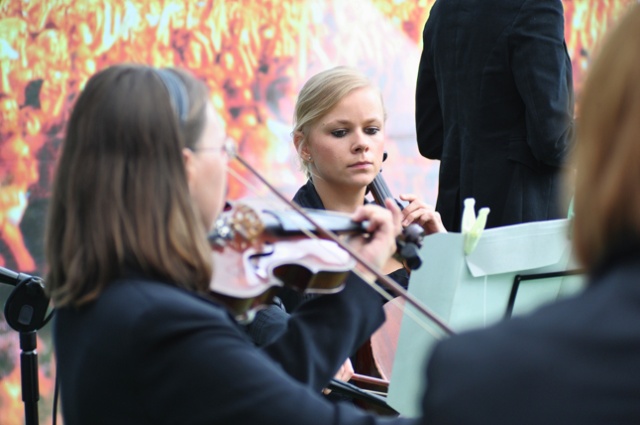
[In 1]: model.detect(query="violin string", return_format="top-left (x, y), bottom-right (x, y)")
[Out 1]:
top-left (228, 154), bottom-right (454, 336)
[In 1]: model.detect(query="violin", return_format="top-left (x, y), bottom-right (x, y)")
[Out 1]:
top-left (207, 200), bottom-right (366, 323)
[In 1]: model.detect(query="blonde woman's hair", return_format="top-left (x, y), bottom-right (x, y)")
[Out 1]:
top-left (293, 66), bottom-right (386, 179)
top-left (569, 4), bottom-right (640, 268)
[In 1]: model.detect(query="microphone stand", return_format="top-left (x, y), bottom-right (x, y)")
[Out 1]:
top-left (1, 266), bottom-right (51, 425)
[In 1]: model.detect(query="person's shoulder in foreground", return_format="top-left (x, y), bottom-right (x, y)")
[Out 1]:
top-left (422, 249), bottom-right (640, 425)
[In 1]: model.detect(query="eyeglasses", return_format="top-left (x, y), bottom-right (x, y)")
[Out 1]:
top-left (191, 137), bottom-right (237, 158)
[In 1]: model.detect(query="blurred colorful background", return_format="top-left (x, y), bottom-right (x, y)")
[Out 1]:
top-left (0, 0), bottom-right (637, 423)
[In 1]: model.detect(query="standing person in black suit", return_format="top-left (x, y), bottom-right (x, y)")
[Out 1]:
top-left (420, 5), bottom-right (640, 424)
top-left (45, 63), bottom-right (420, 425)
top-left (416, 0), bottom-right (575, 232)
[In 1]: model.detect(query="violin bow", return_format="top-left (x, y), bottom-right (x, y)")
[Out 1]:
top-left (231, 153), bottom-right (455, 337)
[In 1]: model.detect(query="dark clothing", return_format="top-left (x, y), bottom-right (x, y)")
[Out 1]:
top-left (54, 273), bottom-right (417, 425)
top-left (246, 179), bottom-right (408, 354)
top-left (421, 243), bottom-right (640, 425)
top-left (291, 178), bottom-right (327, 212)
top-left (262, 180), bottom-right (408, 316)
top-left (291, 179), bottom-right (410, 294)
top-left (245, 295), bottom-right (290, 346)
top-left (416, 0), bottom-right (574, 232)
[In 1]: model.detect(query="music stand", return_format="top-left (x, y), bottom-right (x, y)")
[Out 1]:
top-left (504, 269), bottom-right (585, 319)
top-left (2, 267), bottom-right (51, 425)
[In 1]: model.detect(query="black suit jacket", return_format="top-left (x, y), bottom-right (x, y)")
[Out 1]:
top-left (54, 273), bottom-right (418, 425)
top-left (421, 244), bottom-right (640, 424)
top-left (416, 0), bottom-right (574, 231)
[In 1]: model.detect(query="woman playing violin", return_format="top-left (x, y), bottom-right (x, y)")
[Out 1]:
top-left (45, 63), bottom-right (417, 425)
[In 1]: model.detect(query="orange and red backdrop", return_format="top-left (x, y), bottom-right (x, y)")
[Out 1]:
top-left (0, 1), bottom-right (636, 423)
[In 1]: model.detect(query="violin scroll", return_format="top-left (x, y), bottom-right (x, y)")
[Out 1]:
top-left (208, 203), bottom-right (265, 251)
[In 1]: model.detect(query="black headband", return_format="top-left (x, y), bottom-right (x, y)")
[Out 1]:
top-left (155, 68), bottom-right (189, 124)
